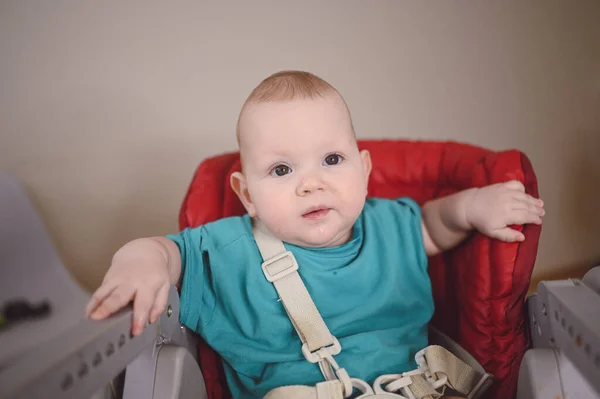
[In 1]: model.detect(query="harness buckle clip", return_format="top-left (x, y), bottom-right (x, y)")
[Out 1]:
top-left (302, 336), bottom-right (342, 363)
top-left (262, 251), bottom-right (299, 282)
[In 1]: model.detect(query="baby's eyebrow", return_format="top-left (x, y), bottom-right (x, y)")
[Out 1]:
top-left (259, 149), bottom-right (290, 162)
top-left (254, 155), bottom-right (286, 171)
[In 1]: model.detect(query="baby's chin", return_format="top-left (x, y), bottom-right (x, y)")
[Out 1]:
top-left (287, 228), bottom-right (352, 248)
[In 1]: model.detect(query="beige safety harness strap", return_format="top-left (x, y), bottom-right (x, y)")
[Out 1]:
top-left (253, 220), bottom-right (351, 393)
top-left (253, 220), bottom-right (335, 352)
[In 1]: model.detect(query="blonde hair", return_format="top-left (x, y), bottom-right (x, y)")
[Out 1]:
top-left (236, 70), bottom-right (349, 144)
top-left (245, 70), bottom-right (337, 103)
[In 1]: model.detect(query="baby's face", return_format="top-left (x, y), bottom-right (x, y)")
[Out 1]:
top-left (232, 93), bottom-right (371, 248)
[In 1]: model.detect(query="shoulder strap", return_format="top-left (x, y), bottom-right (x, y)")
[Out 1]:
top-left (252, 220), bottom-right (337, 353)
top-left (252, 220), bottom-right (351, 393)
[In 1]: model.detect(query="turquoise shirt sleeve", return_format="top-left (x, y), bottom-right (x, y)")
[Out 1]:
top-left (166, 227), bottom-right (214, 333)
top-left (394, 196), bottom-right (427, 269)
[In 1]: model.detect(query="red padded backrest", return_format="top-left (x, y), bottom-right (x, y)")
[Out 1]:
top-left (179, 139), bottom-right (541, 399)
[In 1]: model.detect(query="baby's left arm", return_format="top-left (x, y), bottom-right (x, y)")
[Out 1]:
top-left (420, 180), bottom-right (544, 256)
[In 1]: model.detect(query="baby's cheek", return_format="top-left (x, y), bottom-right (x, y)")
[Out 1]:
top-left (263, 193), bottom-right (292, 222)
top-left (341, 184), bottom-right (362, 202)
top-left (342, 187), bottom-right (367, 215)
top-left (255, 187), bottom-right (278, 209)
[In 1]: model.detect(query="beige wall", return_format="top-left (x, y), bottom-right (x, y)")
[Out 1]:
top-left (1, 2), bottom-right (599, 291)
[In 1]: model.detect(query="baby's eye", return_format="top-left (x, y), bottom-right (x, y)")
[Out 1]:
top-left (271, 164), bottom-right (292, 177)
top-left (324, 153), bottom-right (343, 166)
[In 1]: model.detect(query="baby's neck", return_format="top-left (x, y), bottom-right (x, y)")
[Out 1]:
top-left (250, 217), bottom-right (353, 249)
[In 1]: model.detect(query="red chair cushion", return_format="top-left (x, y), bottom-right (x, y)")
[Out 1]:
top-left (178, 139), bottom-right (541, 399)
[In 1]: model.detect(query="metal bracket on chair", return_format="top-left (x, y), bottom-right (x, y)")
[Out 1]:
top-left (525, 268), bottom-right (600, 395)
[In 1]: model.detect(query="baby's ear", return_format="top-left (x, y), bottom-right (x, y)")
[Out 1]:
top-left (360, 149), bottom-right (372, 189)
top-left (230, 172), bottom-right (257, 217)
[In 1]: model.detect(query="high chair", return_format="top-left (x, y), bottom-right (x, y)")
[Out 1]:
top-left (0, 139), bottom-right (544, 399)
top-left (178, 139), bottom-right (542, 399)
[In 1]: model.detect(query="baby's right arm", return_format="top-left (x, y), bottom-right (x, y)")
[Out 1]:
top-left (85, 236), bottom-right (182, 336)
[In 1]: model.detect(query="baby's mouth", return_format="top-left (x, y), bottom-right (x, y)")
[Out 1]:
top-left (302, 207), bottom-right (331, 220)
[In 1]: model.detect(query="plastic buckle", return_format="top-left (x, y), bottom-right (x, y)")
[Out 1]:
top-left (414, 348), bottom-right (428, 373)
top-left (302, 337), bottom-right (342, 363)
top-left (414, 348), bottom-right (447, 390)
top-left (261, 251), bottom-right (299, 282)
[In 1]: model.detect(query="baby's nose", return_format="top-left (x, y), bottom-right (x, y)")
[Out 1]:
top-left (297, 174), bottom-right (325, 195)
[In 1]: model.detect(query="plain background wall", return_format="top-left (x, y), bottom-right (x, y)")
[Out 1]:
top-left (1, 1), bottom-right (599, 292)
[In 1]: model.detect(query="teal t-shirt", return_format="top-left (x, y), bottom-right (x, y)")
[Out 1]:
top-left (167, 197), bottom-right (434, 398)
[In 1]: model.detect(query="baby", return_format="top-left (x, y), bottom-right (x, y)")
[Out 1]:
top-left (86, 71), bottom-right (545, 399)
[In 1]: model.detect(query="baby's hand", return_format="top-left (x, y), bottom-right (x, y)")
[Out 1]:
top-left (85, 238), bottom-right (173, 336)
top-left (466, 180), bottom-right (544, 242)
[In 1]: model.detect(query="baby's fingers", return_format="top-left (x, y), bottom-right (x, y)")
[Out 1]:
top-left (132, 287), bottom-right (160, 336)
top-left (512, 198), bottom-right (545, 217)
top-left (503, 180), bottom-right (525, 192)
top-left (491, 227), bottom-right (525, 242)
top-left (507, 209), bottom-right (543, 225)
top-left (513, 191), bottom-right (544, 209)
top-left (85, 282), bottom-right (116, 317)
top-left (149, 284), bottom-right (170, 324)
top-left (89, 285), bottom-right (135, 320)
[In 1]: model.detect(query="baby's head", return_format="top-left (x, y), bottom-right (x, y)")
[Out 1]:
top-left (231, 71), bottom-right (371, 248)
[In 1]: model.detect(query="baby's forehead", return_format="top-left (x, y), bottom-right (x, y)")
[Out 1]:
top-left (237, 94), bottom-right (355, 169)
top-left (240, 96), bottom-right (351, 136)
